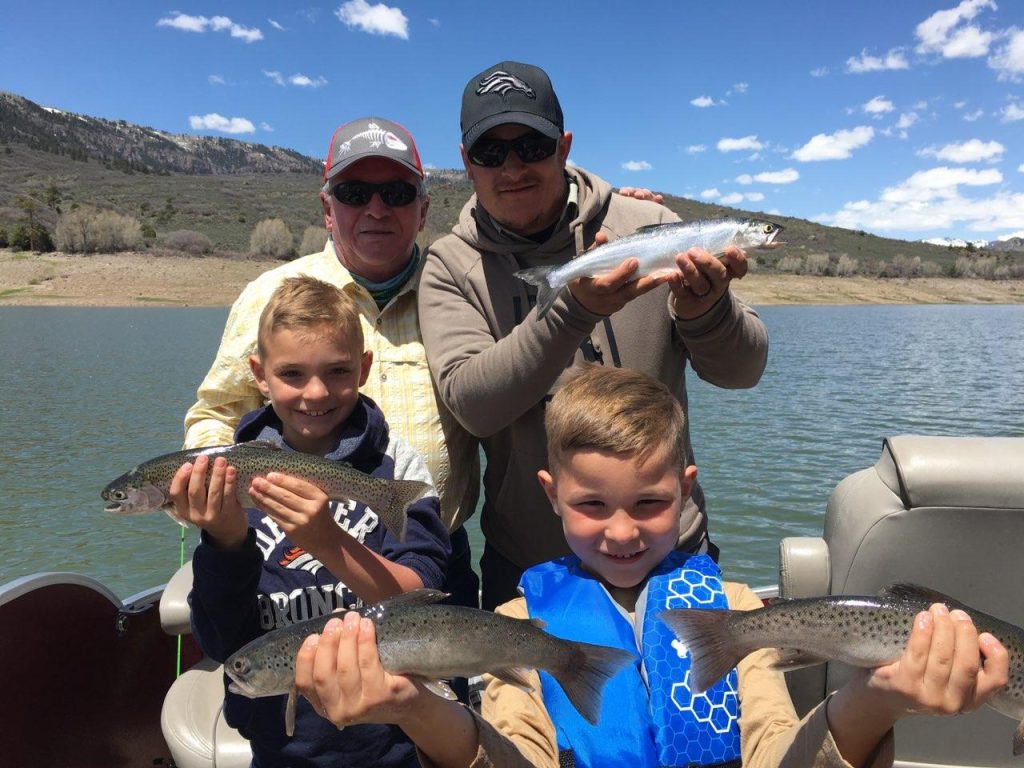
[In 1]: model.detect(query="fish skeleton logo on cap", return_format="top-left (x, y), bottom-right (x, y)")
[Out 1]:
top-left (336, 122), bottom-right (408, 159)
top-left (476, 70), bottom-right (535, 100)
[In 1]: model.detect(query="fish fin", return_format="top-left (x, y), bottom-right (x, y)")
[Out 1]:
top-left (514, 265), bottom-right (559, 320)
top-left (285, 686), bottom-right (297, 737)
top-left (657, 608), bottom-right (744, 694)
top-left (529, 618), bottom-right (547, 630)
top-left (633, 222), bottom-right (687, 234)
top-left (379, 479), bottom-right (432, 542)
top-left (491, 667), bottom-right (535, 689)
top-left (162, 506), bottom-right (190, 528)
top-left (770, 649), bottom-right (830, 673)
top-left (548, 641), bottom-right (635, 726)
top-left (423, 679), bottom-right (458, 700)
top-left (879, 583), bottom-right (970, 611)
top-left (1015, 719), bottom-right (1024, 756)
top-left (360, 589), bottom-right (449, 620)
top-left (237, 438), bottom-right (283, 451)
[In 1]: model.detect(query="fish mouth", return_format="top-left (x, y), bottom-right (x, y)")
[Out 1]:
top-left (104, 502), bottom-right (126, 514)
top-left (227, 680), bottom-right (259, 699)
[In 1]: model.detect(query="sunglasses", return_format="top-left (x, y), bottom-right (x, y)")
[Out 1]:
top-left (467, 132), bottom-right (559, 168)
top-left (330, 180), bottom-right (421, 207)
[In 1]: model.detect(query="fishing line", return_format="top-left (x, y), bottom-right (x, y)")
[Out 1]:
top-left (176, 524), bottom-right (185, 678)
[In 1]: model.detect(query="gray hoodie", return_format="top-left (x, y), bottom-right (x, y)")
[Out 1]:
top-left (419, 166), bottom-right (768, 571)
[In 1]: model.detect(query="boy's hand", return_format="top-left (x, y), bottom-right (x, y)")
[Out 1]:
top-left (248, 473), bottom-right (338, 554)
top-left (864, 603), bottom-right (1008, 717)
top-left (169, 455), bottom-right (248, 549)
top-left (296, 613), bottom-right (422, 729)
top-left (827, 603), bottom-right (1009, 766)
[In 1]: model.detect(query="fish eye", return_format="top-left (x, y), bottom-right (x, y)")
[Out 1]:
top-left (232, 658), bottom-right (250, 674)
top-left (763, 224), bottom-right (775, 234)
top-left (114, 490), bottom-right (126, 500)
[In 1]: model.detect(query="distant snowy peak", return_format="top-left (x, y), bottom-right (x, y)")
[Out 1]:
top-left (920, 234), bottom-right (1024, 251)
top-left (921, 237), bottom-right (990, 249)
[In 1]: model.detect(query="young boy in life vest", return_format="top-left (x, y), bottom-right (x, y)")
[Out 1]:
top-left (293, 365), bottom-right (1008, 768)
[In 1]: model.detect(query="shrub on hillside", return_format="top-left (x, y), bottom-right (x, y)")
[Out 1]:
top-left (55, 207), bottom-right (143, 253)
top-left (11, 223), bottom-right (55, 252)
top-left (0, 226), bottom-right (8, 248)
top-left (250, 218), bottom-right (294, 259)
top-left (834, 254), bottom-right (859, 276)
top-left (162, 229), bottom-right (213, 254)
top-left (299, 226), bottom-right (328, 256)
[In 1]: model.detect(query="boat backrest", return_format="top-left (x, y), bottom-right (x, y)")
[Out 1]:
top-left (159, 560), bottom-right (252, 768)
top-left (779, 435), bottom-right (1024, 767)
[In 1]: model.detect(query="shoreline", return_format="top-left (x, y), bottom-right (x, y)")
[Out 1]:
top-left (2, 250), bottom-right (1022, 307)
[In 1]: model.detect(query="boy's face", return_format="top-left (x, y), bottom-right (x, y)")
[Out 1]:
top-left (538, 446), bottom-right (696, 591)
top-left (250, 324), bottom-right (371, 455)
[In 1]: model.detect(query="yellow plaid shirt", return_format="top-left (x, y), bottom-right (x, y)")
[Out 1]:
top-left (183, 242), bottom-right (479, 531)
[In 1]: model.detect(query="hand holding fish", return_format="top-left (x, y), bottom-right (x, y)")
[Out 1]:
top-left (248, 473), bottom-right (340, 555)
top-left (826, 603), bottom-right (1009, 766)
top-left (567, 233), bottom-right (666, 316)
top-left (295, 613), bottom-right (480, 765)
top-left (169, 455), bottom-right (248, 549)
top-left (667, 245), bottom-right (747, 320)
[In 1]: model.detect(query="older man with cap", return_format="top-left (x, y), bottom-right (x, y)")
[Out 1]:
top-left (184, 117), bottom-right (480, 609)
top-left (419, 61), bottom-right (769, 609)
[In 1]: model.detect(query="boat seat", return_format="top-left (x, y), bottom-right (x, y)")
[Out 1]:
top-left (779, 435), bottom-right (1024, 767)
top-left (159, 560), bottom-right (252, 768)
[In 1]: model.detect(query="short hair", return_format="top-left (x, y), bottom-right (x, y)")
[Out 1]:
top-left (256, 275), bottom-right (363, 357)
top-left (544, 365), bottom-right (687, 473)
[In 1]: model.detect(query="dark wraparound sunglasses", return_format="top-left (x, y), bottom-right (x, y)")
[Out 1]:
top-left (331, 181), bottom-right (421, 207)
top-left (467, 132), bottom-right (559, 168)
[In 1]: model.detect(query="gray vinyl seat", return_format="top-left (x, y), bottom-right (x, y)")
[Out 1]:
top-left (778, 435), bottom-right (1024, 768)
top-left (159, 560), bottom-right (253, 768)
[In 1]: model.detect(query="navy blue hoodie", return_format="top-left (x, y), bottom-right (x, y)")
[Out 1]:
top-left (189, 394), bottom-right (450, 768)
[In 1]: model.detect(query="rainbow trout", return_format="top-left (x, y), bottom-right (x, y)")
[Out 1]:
top-left (659, 583), bottom-right (1024, 755)
top-left (515, 218), bottom-right (783, 318)
top-left (226, 589), bottom-right (635, 736)
top-left (101, 440), bottom-right (429, 541)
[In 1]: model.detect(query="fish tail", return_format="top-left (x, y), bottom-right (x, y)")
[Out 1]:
top-left (657, 608), bottom-right (744, 694)
top-left (380, 479), bottom-right (432, 542)
top-left (514, 266), bottom-right (559, 320)
top-left (550, 641), bottom-right (635, 725)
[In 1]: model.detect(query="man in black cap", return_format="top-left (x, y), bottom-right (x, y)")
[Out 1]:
top-left (419, 61), bottom-right (770, 609)
top-left (184, 116), bottom-right (480, 610)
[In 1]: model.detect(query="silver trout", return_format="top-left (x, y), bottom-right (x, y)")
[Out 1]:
top-left (101, 439), bottom-right (429, 541)
top-left (659, 583), bottom-right (1024, 755)
top-left (515, 218), bottom-right (783, 318)
top-left (226, 588), bottom-right (635, 735)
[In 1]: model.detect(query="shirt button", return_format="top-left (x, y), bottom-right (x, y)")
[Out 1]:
top-left (375, 318), bottom-right (383, 326)
top-left (380, 373), bottom-right (387, 382)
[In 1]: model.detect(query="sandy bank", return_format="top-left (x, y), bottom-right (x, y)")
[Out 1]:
top-left (1, 250), bottom-right (1022, 307)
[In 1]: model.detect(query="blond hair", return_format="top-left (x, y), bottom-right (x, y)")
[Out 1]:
top-left (256, 275), bottom-right (363, 357)
top-left (544, 365), bottom-right (687, 473)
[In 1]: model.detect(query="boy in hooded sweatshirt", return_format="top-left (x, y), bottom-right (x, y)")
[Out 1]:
top-left (170, 274), bottom-right (450, 768)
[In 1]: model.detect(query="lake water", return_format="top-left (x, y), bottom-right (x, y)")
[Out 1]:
top-left (1, 304), bottom-right (1022, 599)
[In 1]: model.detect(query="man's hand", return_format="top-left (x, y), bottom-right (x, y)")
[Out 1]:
top-left (568, 232), bottom-right (668, 316)
top-left (169, 454), bottom-right (248, 548)
top-left (617, 186), bottom-right (664, 204)
top-left (665, 245), bottom-right (748, 319)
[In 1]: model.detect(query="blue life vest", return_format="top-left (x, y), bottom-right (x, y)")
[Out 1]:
top-left (520, 552), bottom-right (741, 768)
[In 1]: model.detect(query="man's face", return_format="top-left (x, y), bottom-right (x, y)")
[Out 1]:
top-left (320, 157), bottom-right (429, 282)
top-left (461, 124), bottom-right (572, 237)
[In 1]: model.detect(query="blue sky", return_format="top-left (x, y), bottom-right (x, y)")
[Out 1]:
top-left (3, 0), bottom-right (1023, 243)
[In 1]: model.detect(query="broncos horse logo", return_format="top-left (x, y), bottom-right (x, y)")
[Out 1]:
top-left (476, 70), bottom-right (536, 100)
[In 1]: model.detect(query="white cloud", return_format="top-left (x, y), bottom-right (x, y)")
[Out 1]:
top-left (915, 0), bottom-right (995, 56)
top-left (700, 188), bottom-right (720, 199)
top-left (919, 139), bottom-right (1004, 163)
top-left (846, 48), bottom-right (909, 73)
top-left (896, 112), bottom-right (919, 130)
top-left (336, 0), bottom-right (409, 39)
top-left (269, 18), bottom-right (285, 31)
top-left (428, 18), bottom-right (440, 27)
top-left (720, 192), bottom-right (745, 205)
top-left (1001, 103), bottom-right (1024, 122)
top-left (756, 168), bottom-right (800, 184)
top-left (810, 66), bottom-right (829, 77)
top-left (964, 108), bottom-right (984, 121)
top-left (1019, 163), bottom-right (1024, 173)
top-left (746, 192), bottom-right (765, 202)
top-left (881, 166), bottom-right (1002, 204)
top-left (791, 126), bottom-right (874, 161)
top-left (622, 160), bottom-right (652, 171)
top-left (730, 82), bottom-right (749, 94)
top-left (717, 135), bottom-right (762, 152)
top-left (989, 28), bottom-right (1024, 81)
top-left (289, 74), bottom-right (328, 87)
top-left (157, 13), bottom-right (262, 42)
top-left (208, 74), bottom-right (226, 85)
top-left (686, 144), bottom-right (707, 154)
top-left (690, 96), bottom-right (717, 108)
top-left (863, 96), bottom-right (895, 115)
top-left (189, 113), bottom-right (256, 134)
top-left (260, 122), bottom-right (274, 132)
top-left (736, 174), bottom-right (753, 185)
top-left (264, 70), bottom-right (285, 86)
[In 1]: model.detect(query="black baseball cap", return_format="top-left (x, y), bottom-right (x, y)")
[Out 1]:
top-left (460, 61), bottom-right (564, 149)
